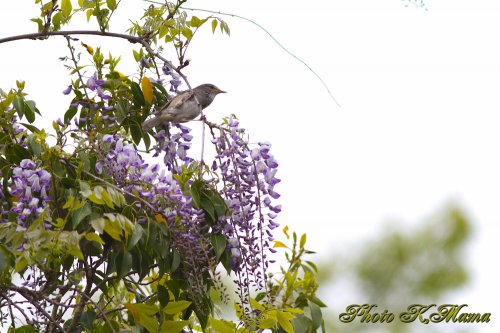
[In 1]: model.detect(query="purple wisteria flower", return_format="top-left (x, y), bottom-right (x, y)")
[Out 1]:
top-left (211, 115), bottom-right (281, 309)
top-left (86, 72), bottom-right (111, 100)
top-left (139, 57), bottom-right (150, 69)
top-left (152, 124), bottom-right (194, 173)
top-left (161, 63), bottom-right (182, 92)
top-left (95, 133), bottom-right (212, 311)
top-left (62, 85), bottom-right (72, 95)
top-left (7, 159), bottom-right (51, 227)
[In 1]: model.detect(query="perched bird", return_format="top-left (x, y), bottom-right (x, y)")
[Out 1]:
top-left (142, 83), bottom-right (225, 132)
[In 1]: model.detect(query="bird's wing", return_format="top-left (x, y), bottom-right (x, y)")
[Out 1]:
top-left (163, 90), bottom-right (196, 115)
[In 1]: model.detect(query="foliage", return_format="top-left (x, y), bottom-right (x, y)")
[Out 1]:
top-left (320, 204), bottom-right (471, 333)
top-left (0, 1), bottom-right (325, 332)
top-left (354, 205), bottom-right (470, 306)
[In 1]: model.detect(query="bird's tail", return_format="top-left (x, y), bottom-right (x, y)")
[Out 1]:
top-left (142, 116), bottom-right (164, 132)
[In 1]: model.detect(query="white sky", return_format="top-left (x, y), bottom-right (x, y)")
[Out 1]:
top-left (1, 0), bottom-right (499, 331)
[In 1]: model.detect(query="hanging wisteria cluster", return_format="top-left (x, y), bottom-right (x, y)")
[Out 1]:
top-left (1, 159), bottom-right (51, 227)
top-left (95, 133), bottom-right (213, 309)
top-left (152, 124), bottom-right (194, 173)
top-left (210, 116), bottom-right (281, 313)
top-left (95, 134), bottom-right (200, 222)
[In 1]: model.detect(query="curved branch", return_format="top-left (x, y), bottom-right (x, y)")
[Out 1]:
top-left (0, 29), bottom-right (189, 88)
top-left (0, 30), bottom-right (141, 45)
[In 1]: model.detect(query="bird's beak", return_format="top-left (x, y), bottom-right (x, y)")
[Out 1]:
top-left (216, 87), bottom-right (226, 94)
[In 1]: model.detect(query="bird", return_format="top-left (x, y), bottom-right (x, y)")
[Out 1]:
top-left (141, 83), bottom-right (225, 132)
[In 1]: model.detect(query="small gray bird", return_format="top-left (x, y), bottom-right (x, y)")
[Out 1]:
top-left (142, 83), bottom-right (225, 132)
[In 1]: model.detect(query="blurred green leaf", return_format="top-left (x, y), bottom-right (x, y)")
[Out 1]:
top-left (157, 284), bottom-right (170, 308)
top-left (210, 233), bottom-right (227, 261)
top-left (211, 19), bottom-right (218, 33)
top-left (309, 300), bottom-right (322, 329)
top-left (182, 27), bottom-right (193, 40)
top-left (106, 0), bottom-right (117, 10)
top-left (130, 81), bottom-right (145, 107)
top-left (61, 0), bottom-right (72, 17)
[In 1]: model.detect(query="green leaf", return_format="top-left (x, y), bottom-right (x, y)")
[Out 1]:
top-left (210, 233), bottom-right (227, 261)
top-left (132, 49), bottom-right (141, 62)
top-left (305, 260), bottom-right (318, 272)
top-left (125, 303), bottom-right (159, 332)
top-left (200, 191), bottom-right (216, 223)
top-left (100, 189), bottom-right (114, 209)
top-left (0, 245), bottom-right (13, 274)
top-left (115, 100), bottom-right (128, 121)
top-left (64, 106), bottom-right (78, 124)
top-left (160, 320), bottom-right (189, 333)
top-left (159, 25), bottom-right (168, 39)
top-left (103, 213), bottom-right (133, 242)
top-left (79, 309), bottom-right (97, 329)
top-left (291, 316), bottom-right (311, 333)
top-left (130, 121), bottom-right (142, 145)
top-left (106, 0), bottom-right (117, 10)
top-left (139, 314), bottom-right (159, 333)
top-left (85, 232), bottom-right (105, 245)
top-left (67, 243), bottom-right (84, 261)
top-left (88, 188), bottom-right (105, 205)
top-left (31, 18), bottom-right (44, 32)
top-left (15, 255), bottom-right (28, 273)
top-left (190, 16), bottom-right (201, 28)
top-left (63, 196), bottom-right (76, 209)
top-left (12, 96), bottom-right (24, 118)
top-left (274, 241), bottom-right (288, 248)
top-left (181, 27), bottom-right (193, 40)
top-left (143, 129), bottom-right (151, 150)
top-left (157, 284), bottom-right (169, 308)
top-left (27, 136), bottom-right (41, 156)
top-left (61, 0), bottom-right (72, 17)
top-left (90, 217), bottom-right (105, 234)
top-left (8, 325), bottom-right (36, 333)
top-left (171, 249), bottom-right (180, 272)
top-left (300, 233), bottom-right (307, 249)
top-left (277, 311), bottom-right (295, 333)
top-left (52, 12), bottom-right (62, 27)
top-left (127, 224), bottom-right (143, 250)
top-left (220, 21), bottom-right (231, 36)
top-left (130, 81), bottom-right (145, 107)
top-left (189, 180), bottom-right (202, 209)
top-left (209, 318), bottom-right (236, 333)
top-left (86, 9), bottom-right (93, 22)
top-left (6, 144), bottom-right (31, 164)
top-left (258, 316), bottom-right (277, 329)
top-left (115, 250), bottom-right (132, 279)
top-left (128, 303), bottom-right (158, 316)
top-left (249, 298), bottom-right (265, 312)
top-left (211, 19), bottom-right (218, 33)
top-left (164, 300), bottom-right (191, 315)
top-left (72, 202), bottom-right (91, 228)
top-left (309, 300), bottom-right (323, 330)
top-left (310, 296), bottom-right (327, 307)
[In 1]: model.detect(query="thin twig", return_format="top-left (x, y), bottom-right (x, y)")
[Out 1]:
top-left (8, 286), bottom-right (67, 333)
top-left (181, 6), bottom-right (341, 107)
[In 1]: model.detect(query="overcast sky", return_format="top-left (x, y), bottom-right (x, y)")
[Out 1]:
top-left (1, 0), bottom-right (499, 331)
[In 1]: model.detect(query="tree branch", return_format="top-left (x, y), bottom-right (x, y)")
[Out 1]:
top-left (7, 286), bottom-right (67, 333)
top-left (0, 30), bottom-right (141, 44)
top-left (0, 29), bottom-right (189, 88)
